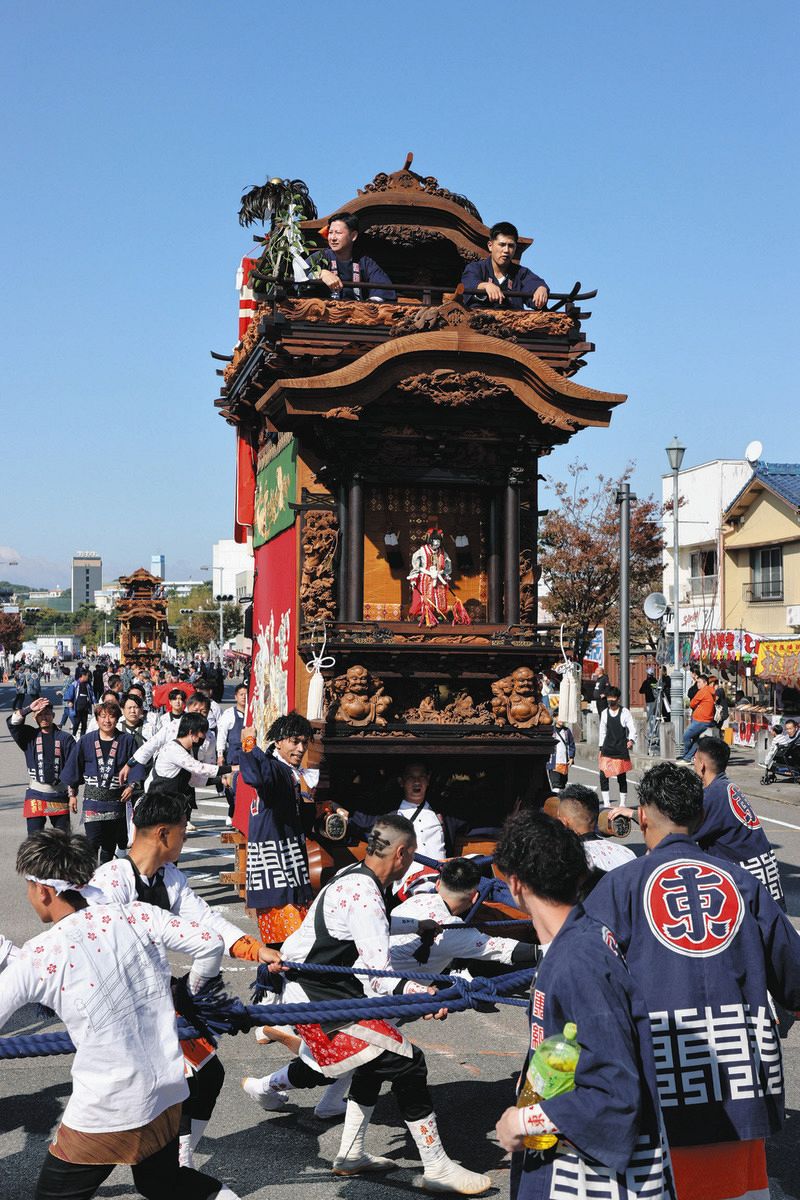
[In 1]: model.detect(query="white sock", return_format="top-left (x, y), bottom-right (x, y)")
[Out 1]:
top-left (321, 1072), bottom-right (351, 1106)
top-left (178, 1133), bottom-right (193, 1168)
top-left (406, 1113), bottom-right (450, 1169)
top-left (212, 1188), bottom-right (242, 1199)
top-left (190, 1117), bottom-right (208, 1151)
top-left (264, 1065), bottom-right (293, 1093)
top-left (337, 1100), bottom-right (373, 1161)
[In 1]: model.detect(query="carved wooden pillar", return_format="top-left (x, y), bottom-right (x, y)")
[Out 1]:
top-left (487, 490), bottom-right (502, 624)
top-left (504, 480), bottom-right (520, 625)
top-left (345, 474), bottom-right (364, 622)
top-left (337, 482), bottom-right (349, 623)
top-left (530, 471), bottom-right (539, 624)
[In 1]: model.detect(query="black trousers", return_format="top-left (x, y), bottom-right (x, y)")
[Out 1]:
top-left (72, 709), bottom-right (90, 738)
top-left (84, 816), bottom-right (128, 864)
top-left (287, 1044), bottom-right (432, 1121)
top-left (34, 1137), bottom-right (221, 1200)
top-left (180, 1056), bottom-right (225, 1130)
top-left (27, 813), bottom-right (70, 836)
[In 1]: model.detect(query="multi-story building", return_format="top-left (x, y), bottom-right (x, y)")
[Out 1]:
top-left (722, 463), bottom-right (800, 637)
top-left (150, 554), bottom-right (166, 579)
top-left (94, 584), bottom-right (124, 613)
top-left (28, 588), bottom-right (72, 613)
top-left (661, 459), bottom-right (751, 636)
top-left (71, 552), bottom-right (102, 611)
top-left (212, 537), bottom-right (253, 599)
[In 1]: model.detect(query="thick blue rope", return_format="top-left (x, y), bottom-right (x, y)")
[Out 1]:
top-left (0, 963), bottom-right (533, 1059)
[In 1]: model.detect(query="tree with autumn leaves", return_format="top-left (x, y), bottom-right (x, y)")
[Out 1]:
top-left (539, 462), bottom-right (664, 662)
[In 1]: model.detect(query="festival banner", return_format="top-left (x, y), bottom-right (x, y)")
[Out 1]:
top-left (583, 627), bottom-right (605, 670)
top-left (233, 527), bottom-right (298, 835)
top-left (754, 638), bottom-right (800, 686)
top-left (691, 629), bottom-right (759, 664)
top-left (253, 441), bottom-right (296, 548)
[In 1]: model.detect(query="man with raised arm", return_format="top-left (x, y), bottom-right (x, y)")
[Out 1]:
top-left (243, 814), bottom-right (491, 1194)
top-left (461, 222), bottom-right (549, 310)
top-left (7, 696), bottom-right (78, 833)
top-left (583, 762), bottom-right (800, 1200)
top-left (0, 828), bottom-right (240, 1200)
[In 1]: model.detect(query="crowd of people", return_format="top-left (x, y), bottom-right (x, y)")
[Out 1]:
top-left (1, 654), bottom-right (799, 1199)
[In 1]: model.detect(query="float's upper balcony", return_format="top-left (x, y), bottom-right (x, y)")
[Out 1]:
top-left (217, 157), bottom-right (599, 420)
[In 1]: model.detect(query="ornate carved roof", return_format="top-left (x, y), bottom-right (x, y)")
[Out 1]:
top-left (257, 328), bottom-right (625, 439)
top-left (301, 153), bottom-right (532, 271)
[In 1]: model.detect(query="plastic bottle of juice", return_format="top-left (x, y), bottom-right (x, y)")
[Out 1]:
top-left (516, 1022), bottom-right (580, 1150)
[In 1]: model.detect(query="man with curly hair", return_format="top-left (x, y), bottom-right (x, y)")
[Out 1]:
top-left (493, 809), bottom-right (674, 1200)
top-left (584, 762), bottom-right (800, 1200)
top-left (238, 711), bottom-right (317, 945)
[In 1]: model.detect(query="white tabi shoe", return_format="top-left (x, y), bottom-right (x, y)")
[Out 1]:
top-left (421, 1160), bottom-right (493, 1195)
top-left (314, 1071), bottom-right (352, 1119)
top-left (332, 1154), bottom-right (396, 1176)
top-left (241, 1076), bottom-right (288, 1110)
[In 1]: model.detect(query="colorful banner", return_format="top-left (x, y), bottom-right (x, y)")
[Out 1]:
top-left (584, 627), bottom-right (605, 668)
top-left (253, 441), bottom-right (296, 548)
top-left (234, 432), bottom-right (256, 540)
top-left (691, 629), bottom-right (759, 664)
top-left (755, 638), bottom-right (800, 685)
top-left (233, 528), bottom-right (298, 835)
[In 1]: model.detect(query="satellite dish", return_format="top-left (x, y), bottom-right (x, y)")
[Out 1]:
top-left (644, 592), bottom-right (668, 621)
top-left (745, 440), bottom-right (763, 465)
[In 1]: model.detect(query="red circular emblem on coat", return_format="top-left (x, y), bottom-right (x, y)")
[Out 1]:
top-left (727, 784), bottom-right (760, 830)
top-left (643, 859), bottom-right (745, 957)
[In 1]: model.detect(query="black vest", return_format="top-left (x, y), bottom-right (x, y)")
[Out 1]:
top-left (291, 862), bottom-right (387, 1006)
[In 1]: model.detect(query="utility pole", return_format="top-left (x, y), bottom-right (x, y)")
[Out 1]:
top-left (666, 438), bottom-right (687, 747)
top-left (615, 483), bottom-right (636, 709)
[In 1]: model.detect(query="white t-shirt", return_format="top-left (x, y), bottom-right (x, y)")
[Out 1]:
top-left (584, 838), bottom-right (637, 872)
top-left (390, 890), bottom-right (520, 975)
top-left (395, 799), bottom-right (446, 891)
top-left (0, 903), bottom-right (223, 1132)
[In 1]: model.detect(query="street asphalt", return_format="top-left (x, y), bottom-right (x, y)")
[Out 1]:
top-left (0, 683), bottom-right (798, 1198)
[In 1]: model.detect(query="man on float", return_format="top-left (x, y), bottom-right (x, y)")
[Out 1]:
top-left (242, 814), bottom-right (492, 1194)
top-left (583, 762), bottom-right (800, 1200)
top-left (312, 211), bottom-right (395, 301)
top-left (460, 221), bottom-right (549, 310)
top-left (492, 810), bottom-right (674, 1200)
top-left (7, 696), bottom-right (78, 834)
top-left (89, 792), bottom-right (282, 1170)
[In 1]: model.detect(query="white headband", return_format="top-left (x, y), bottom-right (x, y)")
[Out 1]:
top-left (25, 875), bottom-right (104, 902)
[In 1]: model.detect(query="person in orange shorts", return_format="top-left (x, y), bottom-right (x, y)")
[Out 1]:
top-left (237, 712), bottom-right (318, 945)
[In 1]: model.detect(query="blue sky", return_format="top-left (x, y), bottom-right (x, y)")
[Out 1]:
top-left (2, 1), bottom-right (797, 586)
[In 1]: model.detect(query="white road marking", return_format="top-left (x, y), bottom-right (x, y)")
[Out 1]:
top-left (197, 799), bottom-right (228, 810)
top-left (758, 815), bottom-right (800, 832)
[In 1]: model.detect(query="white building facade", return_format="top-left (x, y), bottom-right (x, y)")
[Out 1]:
top-left (661, 459), bottom-right (752, 634)
top-left (212, 537), bottom-right (254, 599)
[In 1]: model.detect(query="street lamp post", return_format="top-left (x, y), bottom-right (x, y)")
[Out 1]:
top-left (666, 437), bottom-right (686, 749)
top-left (615, 483), bottom-right (637, 709)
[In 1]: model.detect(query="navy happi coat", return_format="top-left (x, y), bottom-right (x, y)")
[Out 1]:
top-left (696, 772), bottom-right (785, 907)
top-left (583, 834), bottom-right (800, 1146)
top-left (239, 744), bottom-right (314, 911)
top-left (512, 907), bottom-right (673, 1200)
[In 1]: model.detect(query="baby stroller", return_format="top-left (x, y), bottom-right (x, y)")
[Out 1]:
top-left (761, 736), bottom-right (800, 785)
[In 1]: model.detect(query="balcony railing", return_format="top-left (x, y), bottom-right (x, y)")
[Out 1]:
top-left (743, 579), bottom-right (784, 603)
top-left (690, 575), bottom-right (718, 598)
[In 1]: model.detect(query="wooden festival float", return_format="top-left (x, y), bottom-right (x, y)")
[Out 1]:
top-left (117, 568), bottom-right (169, 666)
top-left (213, 156), bottom-right (626, 896)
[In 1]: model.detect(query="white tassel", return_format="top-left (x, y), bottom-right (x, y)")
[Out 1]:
top-left (305, 625), bottom-right (335, 721)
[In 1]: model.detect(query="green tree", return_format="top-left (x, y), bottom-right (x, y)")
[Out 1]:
top-left (539, 461), bottom-right (664, 662)
top-left (177, 615), bottom-right (217, 653)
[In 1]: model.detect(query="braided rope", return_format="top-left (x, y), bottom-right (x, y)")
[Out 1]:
top-left (0, 964), bottom-right (533, 1060)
